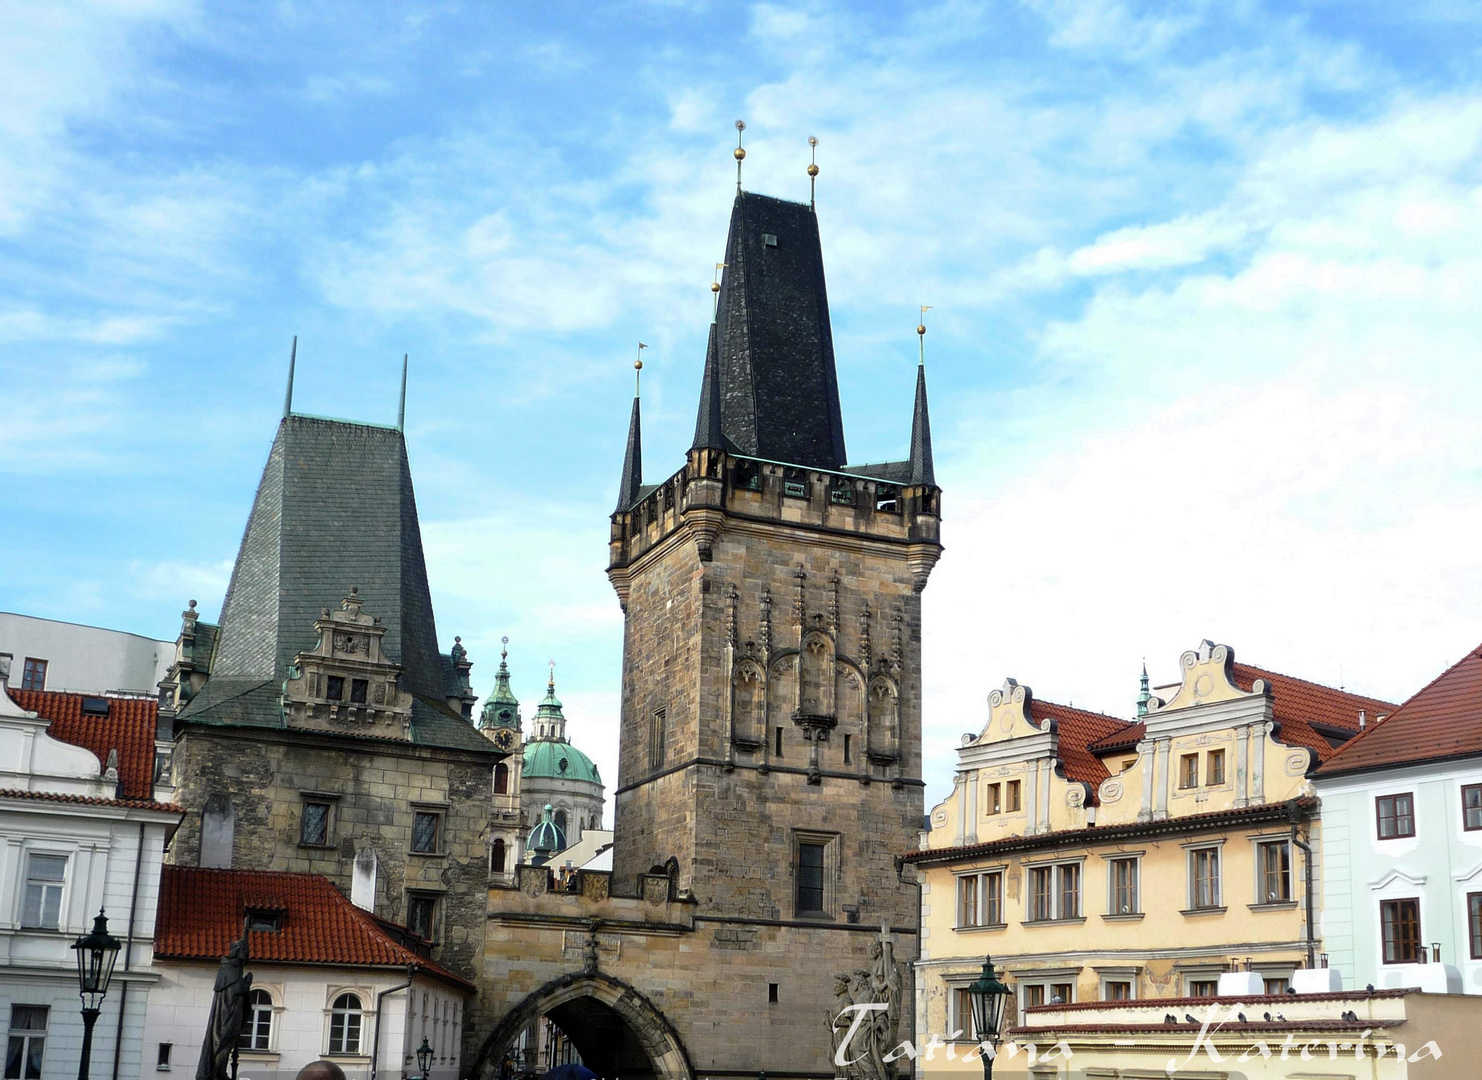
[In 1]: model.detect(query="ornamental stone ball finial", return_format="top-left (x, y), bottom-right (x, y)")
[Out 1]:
top-left (734, 120), bottom-right (746, 191)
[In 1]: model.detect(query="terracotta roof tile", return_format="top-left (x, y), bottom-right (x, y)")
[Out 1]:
top-left (1231, 663), bottom-right (1395, 762)
top-left (0, 788), bottom-right (181, 812)
top-left (1086, 722), bottom-right (1145, 754)
top-left (9, 688), bottom-right (158, 798)
top-left (154, 866), bottom-right (472, 991)
top-left (1317, 644), bottom-right (1482, 776)
top-left (1029, 699), bottom-right (1135, 804)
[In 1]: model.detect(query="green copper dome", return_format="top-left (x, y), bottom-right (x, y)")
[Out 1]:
top-left (479, 638), bottom-right (521, 731)
top-left (523, 738), bottom-right (602, 785)
top-left (528, 803), bottom-right (566, 858)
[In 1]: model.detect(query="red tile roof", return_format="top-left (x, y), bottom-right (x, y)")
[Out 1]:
top-left (1029, 699), bottom-right (1134, 804)
top-left (1316, 644), bottom-right (1482, 777)
top-left (0, 788), bottom-right (181, 812)
top-left (1232, 663), bottom-right (1395, 762)
top-left (9, 688), bottom-right (159, 799)
top-left (154, 865), bottom-right (472, 991)
top-left (1085, 722), bottom-right (1145, 754)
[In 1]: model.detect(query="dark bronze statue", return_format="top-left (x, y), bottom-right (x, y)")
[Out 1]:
top-left (196, 932), bottom-right (253, 1080)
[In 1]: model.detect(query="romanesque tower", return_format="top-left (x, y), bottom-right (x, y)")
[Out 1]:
top-left (606, 189), bottom-right (942, 929)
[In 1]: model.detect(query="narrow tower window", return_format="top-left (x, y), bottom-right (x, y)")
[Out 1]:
top-left (649, 709), bottom-right (666, 769)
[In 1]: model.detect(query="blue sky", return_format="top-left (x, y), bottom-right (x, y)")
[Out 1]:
top-left (5, 0), bottom-right (1482, 809)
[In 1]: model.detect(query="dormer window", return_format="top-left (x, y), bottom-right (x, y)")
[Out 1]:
top-left (246, 909), bottom-right (283, 933)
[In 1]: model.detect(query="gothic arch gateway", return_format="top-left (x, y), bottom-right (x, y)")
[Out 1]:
top-left (471, 972), bottom-right (694, 1080)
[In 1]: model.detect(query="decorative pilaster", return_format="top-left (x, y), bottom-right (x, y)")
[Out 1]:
top-left (1153, 738), bottom-right (1172, 819)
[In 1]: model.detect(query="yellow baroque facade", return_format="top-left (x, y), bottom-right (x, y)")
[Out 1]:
top-left (903, 640), bottom-right (1395, 1064)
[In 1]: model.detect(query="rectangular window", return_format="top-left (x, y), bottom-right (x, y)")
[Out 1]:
top-left (649, 709), bottom-right (666, 769)
top-left (1464, 785), bottom-right (1482, 831)
top-left (350, 679), bottom-right (368, 704)
top-left (325, 675), bottom-right (344, 701)
top-left (1257, 841), bottom-right (1292, 903)
top-left (1179, 753), bottom-right (1199, 789)
top-left (20, 855), bottom-right (65, 929)
top-left (796, 842), bottom-right (826, 915)
top-left (768, 983), bottom-right (779, 1003)
top-left (984, 870), bottom-right (1003, 925)
top-left (407, 894), bottom-right (439, 941)
top-left (1023, 984), bottom-right (1045, 1009)
top-left (300, 802), bottom-right (330, 846)
top-left (1206, 749), bottom-right (1225, 785)
top-left (1377, 793), bottom-right (1416, 839)
top-left (5, 1006), bottom-right (48, 1080)
top-left (843, 734), bottom-right (851, 764)
top-left (20, 659), bottom-right (47, 692)
top-left (951, 988), bottom-right (978, 1039)
top-left (1188, 980), bottom-right (1218, 998)
top-left (1263, 977), bottom-right (1290, 995)
top-left (1029, 866), bottom-right (1053, 921)
top-left (958, 875), bottom-right (979, 927)
top-left (1110, 857), bottom-right (1139, 915)
top-left (1103, 981), bottom-right (1131, 1001)
top-left (1050, 983), bottom-right (1073, 1004)
top-left (1470, 893), bottom-right (1482, 960)
top-left (157, 1043), bottom-right (172, 1071)
top-left (1381, 898), bottom-right (1421, 963)
top-left (1005, 780), bottom-right (1021, 812)
top-left (1189, 847), bottom-right (1221, 910)
top-left (985, 783), bottom-right (1001, 815)
top-left (411, 811), bottom-right (441, 854)
top-left (775, 726), bottom-right (783, 757)
top-left (1059, 863), bottom-right (1080, 919)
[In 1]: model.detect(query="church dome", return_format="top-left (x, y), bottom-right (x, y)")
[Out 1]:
top-left (527, 804), bottom-right (566, 857)
top-left (523, 738), bottom-right (601, 785)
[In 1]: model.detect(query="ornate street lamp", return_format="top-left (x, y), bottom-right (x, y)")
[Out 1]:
top-left (965, 956), bottom-right (1011, 1080)
top-left (72, 910), bottom-right (121, 1080)
top-left (417, 1037), bottom-right (434, 1080)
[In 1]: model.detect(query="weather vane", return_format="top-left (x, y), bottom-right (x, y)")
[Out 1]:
top-left (636, 342), bottom-right (646, 395)
top-left (734, 120), bottom-right (746, 192)
top-left (918, 306), bottom-right (931, 365)
top-left (808, 136), bottom-right (819, 209)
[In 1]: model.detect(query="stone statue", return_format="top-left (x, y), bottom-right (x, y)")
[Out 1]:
top-left (828, 929), bottom-right (904, 1080)
top-left (196, 933), bottom-right (253, 1080)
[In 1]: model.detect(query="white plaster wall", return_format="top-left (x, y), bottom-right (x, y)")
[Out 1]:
top-left (142, 966), bottom-right (467, 1080)
top-left (0, 613), bottom-right (173, 695)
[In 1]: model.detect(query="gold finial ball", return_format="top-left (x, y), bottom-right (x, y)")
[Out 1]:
top-left (736, 119), bottom-right (746, 132)
top-left (807, 163), bottom-right (819, 177)
top-left (917, 324), bottom-right (927, 336)
top-left (734, 146), bottom-right (746, 161)
top-left (809, 135), bottom-right (818, 148)
top-left (635, 359), bottom-right (643, 370)
top-left (711, 281), bottom-right (721, 293)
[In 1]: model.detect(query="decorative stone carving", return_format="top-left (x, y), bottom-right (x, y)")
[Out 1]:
top-left (1099, 778), bottom-right (1124, 804)
top-left (1284, 750), bottom-right (1312, 777)
top-left (827, 928), bottom-right (903, 1080)
top-left (1150, 639), bottom-right (1262, 713)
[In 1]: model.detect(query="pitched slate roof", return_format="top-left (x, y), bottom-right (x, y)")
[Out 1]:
top-left (178, 415), bottom-right (494, 755)
top-left (10, 688), bottom-right (159, 799)
top-left (908, 362), bottom-right (935, 486)
top-left (1316, 644), bottom-right (1482, 777)
top-left (154, 865), bottom-right (472, 991)
top-left (1030, 698), bottom-right (1135, 804)
top-left (712, 192), bottom-right (847, 470)
top-left (1232, 662), bottom-right (1394, 762)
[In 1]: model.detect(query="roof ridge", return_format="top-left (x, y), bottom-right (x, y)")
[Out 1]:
top-left (1234, 660), bottom-right (1396, 707)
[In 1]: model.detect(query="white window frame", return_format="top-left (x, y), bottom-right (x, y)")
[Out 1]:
top-left (954, 867), bottom-right (1006, 929)
top-left (943, 979), bottom-right (980, 1042)
top-left (1025, 859), bottom-right (1083, 922)
top-left (19, 851), bottom-right (69, 931)
top-left (325, 988), bottom-right (368, 1057)
top-left (1253, 838), bottom-right (1293, 905)
top-left (238, 987), bottom-right (277, 1053)
top-left (1018, 975), bottom-right (1077, 1010)
top-left (6, 1004), bottom-right (49, 1080)
top-left (1105, 855), bottom-right (1141, 916)
top-left (1185, 842), bottom-right (1224, 911)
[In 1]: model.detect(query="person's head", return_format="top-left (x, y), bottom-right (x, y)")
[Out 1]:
top-left (295, 1061), bottom-right (347, 1080)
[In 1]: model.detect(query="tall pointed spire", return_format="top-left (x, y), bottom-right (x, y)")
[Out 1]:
top-left (480, 636), bottom-right (521, 731)
top-left (397, 353), bottom-right (408, 430)
top-left (1137, 661), bottom-right (1151, 718)
top-left (283, 335), bottom-right (297, 418)
top-left (616, 352), bottom-right (644, 512)
top-left (909, 319), bottom-right (936, 487)
top-left (691, 323), bottom-right (725, 452)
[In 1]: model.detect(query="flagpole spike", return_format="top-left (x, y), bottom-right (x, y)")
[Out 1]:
top-left (283, 335), bottom-right (297, 418)
top-left (734, 120), bottom-right (747, 193)
top-left (636, 343), bottom-right (647, 397)
top-left (398, 354), bottom-right (408, 430)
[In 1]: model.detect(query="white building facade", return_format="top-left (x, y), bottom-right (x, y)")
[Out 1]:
top-left (0, 612), bottom-right (173, 697)
top-left (0, 684), bottom-right (180, 1080)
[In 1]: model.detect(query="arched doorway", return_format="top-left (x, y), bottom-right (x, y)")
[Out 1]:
top-left (471, 972), bottom-right (693, 1080)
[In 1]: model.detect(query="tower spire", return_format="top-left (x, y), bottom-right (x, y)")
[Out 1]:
top-left (283, 335), bottom-right (297, 418)
top-left (691, 323), bottom-right (725, 452)
top-left (807, 136), bottom-right (819, 210)
top-left (909, 312), bottom-right (936, 487)
top-left (1137, 661), bottom-right (1151, 718)
top-left (616, 352), bottom-right (644, 512)
top-left (734, 120), bottom-right (746, 192)
top-left (398, 353), bottom-right (408, 430)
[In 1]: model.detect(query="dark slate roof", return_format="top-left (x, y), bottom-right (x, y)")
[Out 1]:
top-left (616, 396), bottom-right (643, 512)
top-left (179, 415), bottom-right (494, 755)
top-left (839, 461), bottom-right (912, 484)
top-left (712, 192), bottom-right (847, 470)
top-left (690, 322), bottom-right (729, 453)
top-left (909, 362), bottom-right (936, 486)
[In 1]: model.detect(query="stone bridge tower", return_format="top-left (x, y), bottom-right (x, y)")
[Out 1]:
top-left (607, 190), bottom-right (942, 930)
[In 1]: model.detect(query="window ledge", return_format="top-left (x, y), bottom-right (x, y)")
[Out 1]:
top-left (1180, 906), bottom-right (1227, 917)
top-left (953, 923), bottom-right (1008, 933)
top-left (1022, 917), bottom-right (1087, 927)
top-left (793, 911), bottom-right (835, 922)
top-left (1099, 913), bottom-right (1145, 922)
top-left (297, 842), bottom-right (336, 851)
top-left (1248, 900), bottom-right (1298, 912)
top-left (236, 1052), bottom-right (281, 1061)
top-left (408, 850), bottom-right (447, 858)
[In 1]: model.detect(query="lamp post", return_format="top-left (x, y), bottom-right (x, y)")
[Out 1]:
top-left (965, 956), bottom-right (1011, 1080)
top-left (416, 1037), bottom-right (434, 1080)
top-left (72, 910), bottom-right (121, 1080)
